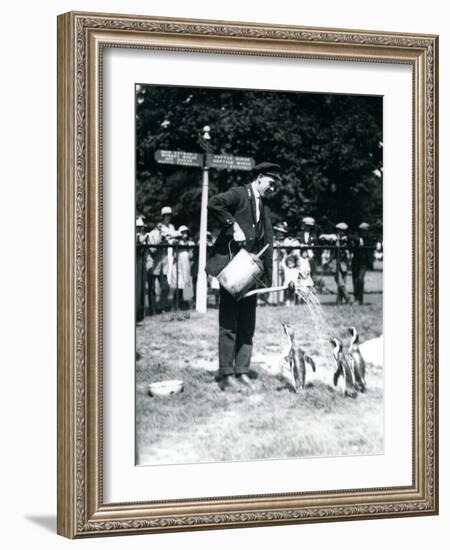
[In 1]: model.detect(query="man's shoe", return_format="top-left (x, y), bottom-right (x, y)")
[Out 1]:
top-left (237, 373), bottom-right (255, 391)
top-left (219, 375), bottom-right (240, 391)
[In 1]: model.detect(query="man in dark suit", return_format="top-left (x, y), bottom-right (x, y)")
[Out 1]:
top-left (351, 222), bottom-right (372, 305)
top-left (206, 162), bottom-right (281, 391)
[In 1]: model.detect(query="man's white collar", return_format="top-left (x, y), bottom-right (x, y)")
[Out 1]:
top-left (251, 181), bottom-right (260, 199)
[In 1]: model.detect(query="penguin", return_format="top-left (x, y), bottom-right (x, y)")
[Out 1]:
top-left (348, 326), bottom-right (367, 392)
top-left (280, 323), bottom-right (316, 392)
top-left (329, 337), bottom-right (357, 398)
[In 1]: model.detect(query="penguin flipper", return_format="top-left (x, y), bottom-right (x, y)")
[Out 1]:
top-left (305, 355), bottom-right (316, 372)
top-left (291, 356), bottom-right (301, 393)
top-left (333, 365), bottom-right (342, 387)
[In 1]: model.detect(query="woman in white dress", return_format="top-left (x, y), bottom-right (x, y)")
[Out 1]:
top-left (169, 225), bottom-right (194, 311)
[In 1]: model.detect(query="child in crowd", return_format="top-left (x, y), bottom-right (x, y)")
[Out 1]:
top-left (281, 254), bottom-right (300, 307)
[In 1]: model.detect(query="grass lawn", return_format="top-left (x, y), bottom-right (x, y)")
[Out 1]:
top-left (136, 289), bottom-right (383, 466)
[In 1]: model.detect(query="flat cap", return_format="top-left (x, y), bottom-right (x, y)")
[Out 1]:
top-left (336, 222), bottom-right (349, 231)
top-left (302, 216), bottom-right (315, 226)
top-left (273, 222), bottom-right (288, 233)
top-left (161, 206), bottom-right (172, 215)
top-left (358, 222), bottom-right (370, 230)
top-left (253, 162), bottom-right (281, 178)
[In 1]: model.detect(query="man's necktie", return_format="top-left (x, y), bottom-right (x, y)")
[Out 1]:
top-left (256, 196), bottom-right (264, 240)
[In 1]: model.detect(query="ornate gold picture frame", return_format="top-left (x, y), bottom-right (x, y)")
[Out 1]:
top-left (57, 11), bottom-right (438, 538)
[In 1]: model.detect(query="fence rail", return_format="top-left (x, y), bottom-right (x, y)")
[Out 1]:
top-left (136, 241), bottom-right (383, 317)
top-left (137, 243), bottom-right (379, 251)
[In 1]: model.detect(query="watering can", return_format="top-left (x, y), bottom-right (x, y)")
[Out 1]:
top-left (216, 241), bottom-right (290, 301)
top-left (216, 243), bottom-right (270, 301)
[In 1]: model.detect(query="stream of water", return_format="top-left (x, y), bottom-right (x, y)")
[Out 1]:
top-left (295, 281), bottom-right (336, 366)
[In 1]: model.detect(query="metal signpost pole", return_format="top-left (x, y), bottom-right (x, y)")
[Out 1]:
top-left (155, 131), bottom-right (254, 314)
top-left (195, 162), bottom-right (209, 313)
top-left (195, 126), bottom-right (211, 313)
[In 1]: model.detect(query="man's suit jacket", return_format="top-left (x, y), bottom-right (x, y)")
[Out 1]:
top-left (351, 235), bottom-right (373, 271)
top-left (205, 184), bottom-right (273, 286)
top-left (298, 230), bottom-right (317, 247)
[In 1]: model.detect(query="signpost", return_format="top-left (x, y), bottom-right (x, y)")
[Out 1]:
top-left (207, 154), bottom-right (254, 171)
top-left (155, 143), bottom-right (254, 313)
top-left (155, 150), bottom-right (204, 168)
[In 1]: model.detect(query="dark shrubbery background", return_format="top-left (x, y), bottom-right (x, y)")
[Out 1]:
top-left (136, 85), bottom-right (382, 237)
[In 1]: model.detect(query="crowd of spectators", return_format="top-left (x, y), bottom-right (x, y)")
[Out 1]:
top-left (136, 206), bottom-right (197, 321)
top-left (269, 217), bottom-right (379, 306)
top-left (136, 208), bottom-right (381, 321)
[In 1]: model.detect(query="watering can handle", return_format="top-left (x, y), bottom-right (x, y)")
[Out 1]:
top-left (227, 240), bottom-right (235, 260)
top-left (227, 240), bottom-right (270, 260)
top-left (226, 239), bottom-right (248, 259)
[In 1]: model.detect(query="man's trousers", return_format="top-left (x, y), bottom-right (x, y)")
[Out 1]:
top-left (352, 266), bottom-right (367, 304)
top-left (218, 287), bottom-right (257, 377)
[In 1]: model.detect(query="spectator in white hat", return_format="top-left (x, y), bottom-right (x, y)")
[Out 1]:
top-left (333, 222), bottom-right (351, 304)
top-left (159, 206), bottom-right (176, 240)
top-left (146, 206), bottom-right (177, 313)
top-left (318, 222), bottom-right (351, 304)
top-left (298, 215), bottom-right (318, 278)
top-left (135, 216), bottom-right (147, 322)
top-left (169, 225), bottom-right (194, 313)
top-left (135, 215), bottom-right (148, 244)
top-left (351, 222), bottom-right (372, 304)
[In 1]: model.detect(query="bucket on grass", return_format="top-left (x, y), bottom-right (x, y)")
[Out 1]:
top-left (148, 380), bottom-right (184, 397)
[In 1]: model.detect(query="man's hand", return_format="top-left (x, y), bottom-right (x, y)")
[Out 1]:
top-left (233, 222), bottom-right (246, 243)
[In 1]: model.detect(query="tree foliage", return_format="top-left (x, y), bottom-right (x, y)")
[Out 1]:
top-left (136, 84), bottom-right (382, 237)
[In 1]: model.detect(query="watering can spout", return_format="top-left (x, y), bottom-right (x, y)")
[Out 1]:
top-left (255, 243), bottom-right (270, 258)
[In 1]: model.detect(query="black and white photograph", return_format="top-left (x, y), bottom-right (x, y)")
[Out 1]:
top-left (1, 0), bottom-right (443, 545)
top-left (134, 83), bottom-right (384, 466)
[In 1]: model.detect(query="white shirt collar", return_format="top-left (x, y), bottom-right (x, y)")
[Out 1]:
top-left (251, 181), bottom-right (260, 199)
